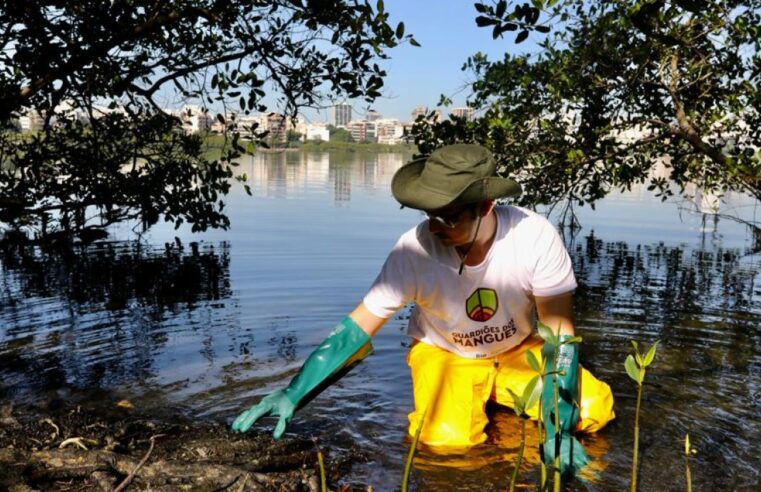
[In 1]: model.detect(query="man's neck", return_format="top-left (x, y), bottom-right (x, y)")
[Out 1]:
top-left (456, 209), bottom-right (498, 266)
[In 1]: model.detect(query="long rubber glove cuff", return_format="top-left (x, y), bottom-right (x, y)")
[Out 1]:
top-left (231, 317), bottom-right (372, 438)
top-left (540, 335), bottom-right (590, 478)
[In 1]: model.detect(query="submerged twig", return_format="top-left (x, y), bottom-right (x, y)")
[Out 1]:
top-left (113, 433), bottom-right (165, 492)
top-left (59, 437), bottom-right (92, 450)
top-left (40, 418), bottom-right (60, 441)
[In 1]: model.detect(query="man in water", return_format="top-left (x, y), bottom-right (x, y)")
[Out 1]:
top-left (232, 144), bottom-right (615, 476)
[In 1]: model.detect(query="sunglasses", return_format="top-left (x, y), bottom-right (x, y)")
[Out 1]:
top-left (424, 206), bottom-right (475, 228)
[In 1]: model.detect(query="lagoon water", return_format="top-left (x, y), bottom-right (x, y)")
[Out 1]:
top-left (1, 151), bottom-right (760, 491)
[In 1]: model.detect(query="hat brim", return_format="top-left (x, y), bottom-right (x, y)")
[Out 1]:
top-left (391, 158), bottom-right (522, 211)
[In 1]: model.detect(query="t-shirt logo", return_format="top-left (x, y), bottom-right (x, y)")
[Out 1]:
top-left (466, 288), bottom-right (498, 322)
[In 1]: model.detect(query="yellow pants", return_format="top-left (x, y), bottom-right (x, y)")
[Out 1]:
top-left (407, 336), bottom-right (615, 447)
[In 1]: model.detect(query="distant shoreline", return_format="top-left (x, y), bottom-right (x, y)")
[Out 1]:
top-left (203, 135), bottom-right (417, 159)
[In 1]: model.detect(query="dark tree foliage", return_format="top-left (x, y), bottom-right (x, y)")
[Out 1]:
top-left (0, 0), bottom-right (414, 241)
top-left (413, 0), bottom-right (761, 223)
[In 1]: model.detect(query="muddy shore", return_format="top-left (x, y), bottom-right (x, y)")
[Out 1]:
top-left (0, 403), bottom-right (368, 491)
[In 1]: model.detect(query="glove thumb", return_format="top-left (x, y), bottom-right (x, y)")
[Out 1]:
top-left (273, 413), bottom-right (290, 440)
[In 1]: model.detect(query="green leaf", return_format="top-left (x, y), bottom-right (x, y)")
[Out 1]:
top-left (631, 340), bottom-right (639, 353)
top-left (395, 22), bottom-right (405, 39)
top-left (516, 30), bottom-right (529, 44)
top-left (476, 16), bottom-right (498, 27)
top-left (537, 322), bottom-right (556, 345)
top-left (409, 37), bottom-right (421, 47)
top-left (635, 351), bottom-right (644, 366)
top-left (496, 0), bottom-right (507, 18)
top-left (643, 341), bottom-right (659, 366)
top-left (531, 0), bottom-right (544, 10)
top-left (526, 350), bottom-right (542, 373)
top-left (561, 336), bottom-right (583, 345)
top-left (522, 375), bottom-right (541, 410)
top-left (625, 354), bottom-right (641, 383)
top-left (474, 3), bottom-right (489, 15)
top-left (507, 388), bottom-right (525, 416)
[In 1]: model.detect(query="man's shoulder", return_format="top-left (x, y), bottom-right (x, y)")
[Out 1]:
top-left (389, 222), bottom-right (426, 254)
top-left (495, 205), bottom-right (551, 231)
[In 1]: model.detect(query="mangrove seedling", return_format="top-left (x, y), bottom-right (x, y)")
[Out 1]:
top-left (625, 340), bottom-right (659, 492)
top-left (312, 439), bottom-right (328, 492)
top-left (526, 348), bottom-right (548, 491)
top-left (536, 322), bottom-right (584, 492)
top-left (506, 374), bottom-right (541, 492)
top-left (401, 408), bottom-right (426, 492)
top-left (684, 433), bottom-right (696, 492)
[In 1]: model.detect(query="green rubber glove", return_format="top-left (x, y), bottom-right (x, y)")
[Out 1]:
top-left (231, 316), bottom-right (372, 438)
top-left (540, 335), bottom-right (590, 478)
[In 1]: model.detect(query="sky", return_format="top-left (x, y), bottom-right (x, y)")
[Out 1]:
top-left (151, 1), bottom-right (539, 124)
top-left (299, 0), bottom-right (537, 123)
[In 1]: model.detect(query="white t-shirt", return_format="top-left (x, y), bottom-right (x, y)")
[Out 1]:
top-left (363, 205), bottom-right (577, 359)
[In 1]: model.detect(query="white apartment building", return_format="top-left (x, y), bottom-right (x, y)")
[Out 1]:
top-left (180, 105), bottom-right (213, 133)
top-left (304, 124), bottom-right (330, 141)
top-left (375, 118), bottom-right (404, 144)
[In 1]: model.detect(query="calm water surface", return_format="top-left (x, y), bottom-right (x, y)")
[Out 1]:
top-left (1, 151), bottom-right (760, 491)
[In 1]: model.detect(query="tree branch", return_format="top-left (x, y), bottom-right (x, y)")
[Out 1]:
top-left (17, 6), bottom-right (219, 105)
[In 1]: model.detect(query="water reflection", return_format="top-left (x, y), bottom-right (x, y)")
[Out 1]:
top-left (0, 152), bottom-right (759, 491)
top-left (0, 241), bottom-right (233, 405)
top-left (242, 152), bottom-right (405, 206)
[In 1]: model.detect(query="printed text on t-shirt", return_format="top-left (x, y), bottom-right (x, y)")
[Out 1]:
top-left (451, 319), bottom-right (518, 348)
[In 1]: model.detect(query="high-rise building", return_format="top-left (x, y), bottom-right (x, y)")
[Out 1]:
top-left (259, 112), bottom-right (287, 144)
top-left (450, 107), bottom-right (475, 121)
top-left (332, 102), bottom-right (352, 127)
top-left (411, 105), bottom-right (428, 122)
top-left (366, 110), bottom-right (382, 122)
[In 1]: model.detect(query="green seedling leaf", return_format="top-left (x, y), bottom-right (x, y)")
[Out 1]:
top-left (526, 350), bottom-right (542, 373)
top-left (631, 340), bottom-right (639, 352)
top-left (561, 336), bottom-right (583, 345)
top-left (507, 388), bottom-right (525, 416)
top-left (537, 322), bottom-right (556, 345)
top-left (684, 433), bottom-right (690, 455)
top-left (643, 341), bottom-right (659, 367)
top-left (523, 375), bottom-right (541, 411)
top-left (625, 354), bottom-right (641, 383)
top-left (635, 351), bottom-right (644, 367)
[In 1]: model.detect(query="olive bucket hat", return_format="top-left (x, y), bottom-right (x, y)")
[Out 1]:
top-left (391, 144), bottom-right (521, 211)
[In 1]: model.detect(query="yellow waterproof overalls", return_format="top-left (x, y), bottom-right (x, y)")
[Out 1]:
top-left (407, 334), bottom-right (615, 448)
